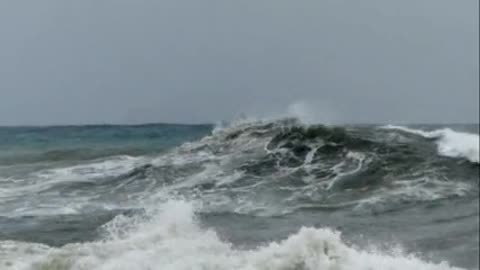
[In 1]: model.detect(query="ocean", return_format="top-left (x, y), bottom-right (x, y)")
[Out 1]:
top-left (0, 118), bottom-right (478, 270)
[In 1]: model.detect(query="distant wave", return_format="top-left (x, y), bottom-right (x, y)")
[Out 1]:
top-left (382, 125), bottom-right (479, 163)
top-left (0, 148), bottom-right (157, 166)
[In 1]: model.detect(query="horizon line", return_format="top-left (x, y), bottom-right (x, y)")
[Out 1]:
top-left (0, 121), bottom-right (478, 128)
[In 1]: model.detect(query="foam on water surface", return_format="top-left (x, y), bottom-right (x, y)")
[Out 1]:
top-left (0, 200), bottom-right (465, 270)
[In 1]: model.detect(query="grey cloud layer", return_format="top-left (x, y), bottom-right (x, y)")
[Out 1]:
top-left (0, 0), bottom-right (478, 125)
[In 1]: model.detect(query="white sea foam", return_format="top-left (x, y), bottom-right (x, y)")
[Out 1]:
top-left (355, 177), bottom-right (471, 212)
top-left (325, 151), bottom-right (368, 190)
top-left (35, 155), bottom-right (144, 181)
top-left (0, 200), bottom-right (464, 270)
top-left (0, 156), bottom-right (147, 217)
top-left (382, 125), bottom-right (479, 163)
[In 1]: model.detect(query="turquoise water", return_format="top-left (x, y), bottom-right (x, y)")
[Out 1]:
top-left (0, 124), bottom-right (212, 165)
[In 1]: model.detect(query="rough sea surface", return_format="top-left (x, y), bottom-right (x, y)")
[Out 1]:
top-left (0, 119), bottom-right (478, 270)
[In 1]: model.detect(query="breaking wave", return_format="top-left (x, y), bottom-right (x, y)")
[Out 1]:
top-left (382, 125), bottom-right (479, 163)
top-left (1, 119), bottom-right (478, 269)
top-left (0, 200), bottom-right (464, 270)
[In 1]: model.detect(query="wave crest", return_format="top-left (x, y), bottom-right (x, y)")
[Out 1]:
top-left (382, 125), bottom-right (479, 163)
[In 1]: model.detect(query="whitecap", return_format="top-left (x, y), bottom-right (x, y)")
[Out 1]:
top-left (382, 125), bottom-right (479, 163)
top-left (0, 200), bottom-right (465, 270)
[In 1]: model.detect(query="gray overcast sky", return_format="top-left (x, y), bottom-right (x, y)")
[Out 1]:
top-left (0, 0), bottom-right (478, 125)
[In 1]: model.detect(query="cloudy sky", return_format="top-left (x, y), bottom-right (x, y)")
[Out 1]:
top-left (0, 0), bottom-right (478, 125)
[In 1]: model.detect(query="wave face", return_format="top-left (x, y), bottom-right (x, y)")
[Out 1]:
top-left (0, 120), bottom-right (478, 269)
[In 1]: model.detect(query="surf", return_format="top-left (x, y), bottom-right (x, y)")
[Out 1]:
top-left (0, 200), bottom-right (465, 270)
